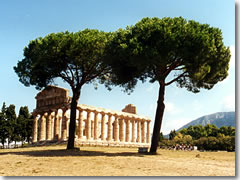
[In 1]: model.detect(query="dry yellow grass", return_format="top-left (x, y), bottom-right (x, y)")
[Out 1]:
top-left (0, 145), bottom-right (235, 176)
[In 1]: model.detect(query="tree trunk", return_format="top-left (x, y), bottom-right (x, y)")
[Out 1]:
top-left (150, 81), bottom-right (166, 153)
top-left (67, 88), bottom-right (81, 150)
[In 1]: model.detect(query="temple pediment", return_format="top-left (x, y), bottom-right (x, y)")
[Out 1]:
top-left (35, 85), bottom-right (71, 110)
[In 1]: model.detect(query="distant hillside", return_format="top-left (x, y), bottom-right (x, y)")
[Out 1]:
top-left (177, 111), bottom-right (235, 132)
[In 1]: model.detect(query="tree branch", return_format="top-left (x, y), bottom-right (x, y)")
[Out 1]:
top-left (165, 71), bottom-right (187, 86)
top-left (173, 67), bottom-right (185, 71)
top-left (84, 66), bottom-right (110, 83)
top-left (59, 73), bottom-right (74, 88)
top-left (67, 64), bottom-right (74, 82)
top-left (163, 59), bottom-right (182, 76)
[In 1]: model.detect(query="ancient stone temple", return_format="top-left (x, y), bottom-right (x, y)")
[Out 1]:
top-left (32, 85), bottom-right (151, 147)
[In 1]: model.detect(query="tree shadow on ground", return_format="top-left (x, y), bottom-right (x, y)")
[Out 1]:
top-left (0, 149), bottom-right (159, 157)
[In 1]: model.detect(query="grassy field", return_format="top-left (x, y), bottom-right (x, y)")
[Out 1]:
top-left (0, 145), bottom-right (235, 176)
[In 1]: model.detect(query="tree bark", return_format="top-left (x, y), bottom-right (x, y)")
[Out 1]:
top-left (150, 81), bottom-right (165, 153)
top-left (67, 88), bottom-right (81, 150)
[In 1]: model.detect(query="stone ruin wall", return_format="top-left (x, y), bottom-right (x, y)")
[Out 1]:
top-left (32, 85), bottom-right (151, 147)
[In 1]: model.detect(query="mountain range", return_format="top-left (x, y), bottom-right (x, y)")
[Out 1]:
top-left (176, 111), bottom-right (235, 132)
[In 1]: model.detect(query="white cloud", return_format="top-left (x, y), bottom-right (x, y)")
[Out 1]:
top-left (192, 100), bottom-right (203, 112)
top-left (149, 103), bottom-right (156, 112)
top-left (221, 94), bottom-right (235, 111)
top-left (146, 84), bottom-right (154, 93)
top-left (162, 117), bottom-right (192, 135)
top-left (165, 102), bottom-right (182, 114)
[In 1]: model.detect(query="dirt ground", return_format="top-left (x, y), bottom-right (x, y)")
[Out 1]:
top-left (0, 145), bottom-right (235, 176)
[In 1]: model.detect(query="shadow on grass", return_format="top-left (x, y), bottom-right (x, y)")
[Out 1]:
top-left (0, 148), bottom-right (160, 157)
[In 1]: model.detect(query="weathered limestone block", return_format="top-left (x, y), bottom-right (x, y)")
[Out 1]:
top-left (40, 113), bottom-right (47, 141)
top-left (78, 109), bottom-right (84, 139)
top-left (46, 113), bottom-right (52, 140)
top-left (54, 110), bottom-right (58, 139)
top-left (107, 114), bottom-right (113, 141)
top-left (136, 120), bottom-right (141, 143)
top-left (131, 120), bottom-right (136, 143)
top-left (113, 116), bottom-right (119, 142)
top-left (122, 104), bottom-right (137, 114)
top-left (33, 115), bottom-right (38, 143)
top-left (94, 112), bottom-right (99, 140)
top-left (119, 118), bottom-right (125, 142)
top-left (86, 111), bottom-right (91, 140)
top-left (141, 120), bottom-right (146, 143)
top-left (61, 110), bottom-right (67, 140)
top-left (101, 113), bottom-right (106, 141)
top-left (147, 120), bottom-right (151, 143)
top-left (125, 119), bottom-right (130, 142)
top-left (91, 120), bottom-right (94, 138)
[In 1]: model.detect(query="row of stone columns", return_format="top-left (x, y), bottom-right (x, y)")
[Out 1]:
top-left (33, 108), bottom-right (151, 144)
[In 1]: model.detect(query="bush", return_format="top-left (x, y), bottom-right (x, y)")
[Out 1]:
top-left (194, 136), bottom-right (234, 151)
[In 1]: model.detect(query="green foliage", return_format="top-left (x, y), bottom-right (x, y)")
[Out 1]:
top-left (169, 129), bottom-right (177, 140)
top-left (17, 106), bottom-right (33, 143)
top-left (14, 29), bottom-right (110, 90)
top-left (14, 29), bottom-right (111, 149)
top-left (173, 133), bottom-right (183, 144)
top-left (159, 132), bottom-right (164, 141)
top-left (0, 103), bottom-right (33, 147)
top-left (173, 133), bottom-right (193, 144)
top-left (0, 103), bottom-right (8, 146)
top-left (104, 17), bottom-right (230, 153)
top-left (105, 17), bottom-right (230, 92)
top-left (159, 139), bottom-right (175, 149)
top-left (183, 124), bottom-right (235, 140)
top-left (163, 124), bottom-right (235, 151)
top-left (5, 104), bottom-right (17, 144)
top-left (195, 136), bottom-right (234, 151)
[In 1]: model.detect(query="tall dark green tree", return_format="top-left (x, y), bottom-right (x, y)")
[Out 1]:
top-left (17, 106), bottom-right (33, 144)
top-left (169, 130), bottom-right (177, 140)
top-left (0, 103), bottom-right (8, 148)
top-left (105, 17), bottom-right (231, 153)
top-left (26, 114), bottom-right (33, 144)
top-left (5, 104), bottom-right (17, 146)
top-left (14, 29), bottom-right (110, 149)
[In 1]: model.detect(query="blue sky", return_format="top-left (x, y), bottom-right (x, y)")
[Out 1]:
top-left (0, 0), bottom-right (235, 134)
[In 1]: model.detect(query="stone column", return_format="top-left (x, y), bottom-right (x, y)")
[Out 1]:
top-left (54, 110), bottom-right (58, 140)
top-left (146, 120), bottom-right (151, 143)
top-left (131, 120), bottom-right (136, 143)
top-left (113, 115), bottom-right (119, 142)
top-left (78, 109), bottom-right (84, 140)
top-left (141, 120), bottom-right (146, 143)
top-left (40, 113), bottom-right (47, 141)
top-left (101, 112), bottom-right (106, 141)
top-left (66, 117), bottom-right (70, 138)
top-left (86, 110), bottom-right (91, 140)
top-left (91, 120), bottom-right (94, 138)
top-left (94, 111), bottom-right (99, 140)
top-left (58, 110), bottom-right (62, 139)
top-left (32, 115), bottom-right (38, 143)
top-left (51, 111), bottom-right (55, 139)
top-left (61, 109), bottom-right (67, 141)
top-left (125, 119), bottom-right (130, 142)
top-left (119, 117), bottom-right (125, 142)
top-left (107, 114), bottom-right (113, 141)
top-left (46, 112), bottom-right (52, 141)
top-left (136, 119), bottom-right (141, 143)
